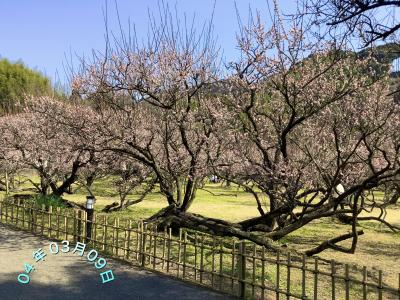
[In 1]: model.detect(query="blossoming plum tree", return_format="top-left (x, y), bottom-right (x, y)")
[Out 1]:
top-left (0, 98), bottom-right (99, 201)
top-left (65, 6), bottom-right (399, 254)
top-left (218, 11), bottom-right (400, 254)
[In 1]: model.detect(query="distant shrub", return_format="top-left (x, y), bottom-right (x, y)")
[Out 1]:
top-left (33, 194), bottom-right (67, 208)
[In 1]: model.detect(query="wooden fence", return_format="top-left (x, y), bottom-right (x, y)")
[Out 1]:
top-left (0, 199), bottom-right (399, 300)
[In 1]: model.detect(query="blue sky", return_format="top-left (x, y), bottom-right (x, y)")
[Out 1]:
top-left (0, 0), bottom-right (296, 88)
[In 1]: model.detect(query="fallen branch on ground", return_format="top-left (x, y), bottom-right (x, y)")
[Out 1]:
top-left (305, 230), bottom-right (364, 256)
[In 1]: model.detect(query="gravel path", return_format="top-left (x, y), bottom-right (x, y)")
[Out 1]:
top-left (0, 223), bottom-right (237, 300)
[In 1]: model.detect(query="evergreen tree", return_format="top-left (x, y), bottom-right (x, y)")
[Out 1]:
top-left (0, 58), bottom-right (52, 114)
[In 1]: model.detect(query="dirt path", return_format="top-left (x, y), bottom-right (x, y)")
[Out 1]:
top-left (0, 223), bottom-right (236, 300)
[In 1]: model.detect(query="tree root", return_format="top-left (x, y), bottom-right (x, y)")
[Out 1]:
top-left (102, 202), bottom-right (120, 212)
top-left (145, 205), bottom-right (281, 251)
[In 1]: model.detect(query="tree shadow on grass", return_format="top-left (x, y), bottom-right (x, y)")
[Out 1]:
top-left (360, 240), bottom-right (400, 259)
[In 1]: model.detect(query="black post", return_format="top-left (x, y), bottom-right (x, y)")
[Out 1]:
top-left (86, 208), bottom-right (94, 243)
top-left (239, 241), bottom-right (246, 299)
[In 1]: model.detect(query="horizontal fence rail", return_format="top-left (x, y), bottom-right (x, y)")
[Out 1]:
top-left (0, 199), bottom-right (399, 300)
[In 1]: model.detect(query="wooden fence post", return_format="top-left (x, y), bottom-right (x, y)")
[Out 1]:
top-left (93, 214), bottom-right (97, 247)
top-left (5, 172), bottom-right (9, 195)
top-left (125, 219), bottom-right (132, 260)
top-left (162, 228), bottom-right (167, 269)
top-left (261, 246), bottom-right (266, 300)
top-left (211, 236), bottom-right (216, 286)
top-left (302, 254), bottom-right (306, 299)
top-left (183, 230), bottom-right (187, 278)
top-left (30, 206), bottom-right (34, 232)
top-left (219, 242), bottom-right (223, 291)
top-left (286, 252), bottom-right (291, 299)
top-left (135, 222), bottom-right (140, 261)
top-left (276, 251), bottom-right (281, 300)
top-left (5, 202), bottom-right (8, 224)
top-left (40, 204), bottom-right (45, 235)
top-left (102, 216), bottom-right (107, 251)
top-left (314, 257), bottom-right (319, 300)
top-left (56, 207), bottom-right (60, 239)
top-left (167, 228), bottom-right (172, 273)
top-left (10, 202), bottom-right (14, 224)
top-left (22, 203), bottom-right (26, 229)
top-left (73, 210), bottom-right (77, 243)
top-left (362, 266), bottom-right (367, 300)
top-left (64, 210), bottom-right (68, 240)
top-left (193, 232), bottom-right (198, 281)
top-left (378, 270), bottom-right (383, 300)
top-left (331, 260), bottom-right (336, 300)
top-left (199, 235), bottom-right (204, 283)
top-left (16, 200), bottom-right (19, 227)
top-left (345, 264), bottom-right (350, 300)
top-left (48, 206), bottom-right (52, 238)
top-left (238, 241), bottom-right (246, 299)
top-left (153, 226), bottom-right (157, 270)
top-left (178, 228), bottom-right (182, 277)
top-left (141, 222), bottom-right (147, 267)
top-left (114, 218), bottom-right (119, 256)
top-left (77, 210), bottom-right (83, 242)
top-left (194, 232), bottom-right (198, 281)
